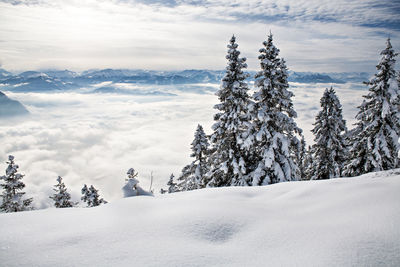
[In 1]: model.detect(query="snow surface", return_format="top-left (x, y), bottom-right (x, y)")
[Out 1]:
top-left (1, 170), bottom-right (399, 266)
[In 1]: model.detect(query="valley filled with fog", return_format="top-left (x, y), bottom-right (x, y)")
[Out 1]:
top-left (0, 80), bottom-right (366, 208)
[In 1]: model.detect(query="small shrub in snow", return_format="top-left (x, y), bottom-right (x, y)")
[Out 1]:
top-left (49, 176), bottom-right (77, 208)
top-left (161, 173), bottom-right (178, 194)
top-left (81, 184), bottom-right (107, 207)
top-left (122, 168), bottom-right (153, 197)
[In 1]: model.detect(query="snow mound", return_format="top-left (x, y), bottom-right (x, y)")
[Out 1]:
top-left (1, 170), bottom-right (400, 266)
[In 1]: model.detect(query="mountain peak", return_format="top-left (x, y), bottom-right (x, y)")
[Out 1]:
top-left (19, 71), bottom-right (49, 79)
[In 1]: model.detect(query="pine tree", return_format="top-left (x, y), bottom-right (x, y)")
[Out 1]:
top-left (296, 136), bottom-right (308, 180)
top-left (161, 174), bottom-right (178, 194)
top-left (81, 184), bottom-right (107, 207)
top-left (247, 32), bottom-right (302, 185)
top-left (0, 155), bottom-right (33, 212)
top-left (303, 145), bottom-right (314, 180)
top-left (397, 70), bottom-right (400, 91)
top-left (81, 184), bottom-right (90, 204)
top-left (344, 38), bottom-right (400, 176)
top-left (311, 87), bottom-right (348, 179)
top-left (207, 35), bottom-right (252, 187)
top-left (49, 176), bottom-right (76, 208)
top-left (177, 124), bottom-right (210, 190)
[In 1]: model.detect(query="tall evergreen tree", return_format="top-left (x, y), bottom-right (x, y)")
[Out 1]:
top-left (0, 155), bottom-right (33, 212)
top-left (49, 176), bottom-right (76, 208)
top-left (207, 35), bottom-right (252, 187)
top-left (344, 38), bottom-right (400, 176)
top-left (81, 184), bottom-right (107, 207)
top-left (177, 124), bottom-right (210, 190)
top-left (311, 87), bottom-right (348, 179)
top-left (247, 33), bottom-right (302, 185)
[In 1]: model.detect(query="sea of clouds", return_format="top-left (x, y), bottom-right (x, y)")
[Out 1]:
top-left (0, 82), bottom-right (365, 208)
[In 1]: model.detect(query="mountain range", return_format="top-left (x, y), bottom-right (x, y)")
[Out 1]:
top-left (0, 68), bottom-right (371, 92)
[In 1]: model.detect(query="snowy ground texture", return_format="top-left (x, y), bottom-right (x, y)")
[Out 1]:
top-left (1, 170), bottom-right (399, 267)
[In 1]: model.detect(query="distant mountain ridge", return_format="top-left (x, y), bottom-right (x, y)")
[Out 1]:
top-left (0, 73), bottom-right (75, 92)
top-left (0, 68), bottom-right (372, 92)
top-left (0, 68), bottom-right (12, 79)
top-left (78, 69), bottom-right (225, 84)
top-left (0, 91), bottom-right (29, 117)
top-left (42, 70), bottom-right (79, 78)
top-left (288, 71), bottom-right (345, 83)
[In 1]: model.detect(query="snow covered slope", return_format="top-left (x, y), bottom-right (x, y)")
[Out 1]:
top-left (1, 171), bottom-right (400, 266)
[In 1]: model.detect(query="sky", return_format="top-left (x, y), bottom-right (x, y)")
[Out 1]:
top-left (0, 0), bottom-right (399, 73)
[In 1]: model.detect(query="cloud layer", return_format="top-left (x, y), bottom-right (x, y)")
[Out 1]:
top-left (0, 82), bottom-right (365, 208)
top-left (0, 0), bottom-right (399, 72)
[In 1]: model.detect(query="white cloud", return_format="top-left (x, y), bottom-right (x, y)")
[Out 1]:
top-left (0, 82), bottom-right (366, 209)
top-left (0, 0), bottom-right (398, 72)
top-left (0, 89), bottom-right (216, 208)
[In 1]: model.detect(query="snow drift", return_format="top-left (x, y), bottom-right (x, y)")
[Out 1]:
top-left (1, 170), bottom-right (400, 266)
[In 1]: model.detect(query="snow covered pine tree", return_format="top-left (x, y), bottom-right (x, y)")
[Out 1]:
top-left (122, 168), bottom-right (153, 197)
top-left (81, 184), bottom-right (107, 207)
top-left (344, 38), bottom-right (400, 176)
top-left (207, 35), bottom-right (253, 187)
top-left (49, 176), bottom-right (76, 208)
top-left (177, 124), bottom-right (210, 190)
top-left (246, 32), bottom-right (302, 185)
top-left (296, 136), bottom-right (309, 180)
top-left (0, 155), bottom-right (33, 212)
top-left (310, 87), bottom-right (348, 179)
top-left (161, 173), bottom-right (178, 194)
top-left (303, 145), bottom-right (314, 180)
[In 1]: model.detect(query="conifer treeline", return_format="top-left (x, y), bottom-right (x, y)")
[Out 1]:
top-left (0, 155), bottom-right (108, 212)
top-left (163, 34), bottom-right (400, 193)
top-left (0, 158), bottom-right (155, 212)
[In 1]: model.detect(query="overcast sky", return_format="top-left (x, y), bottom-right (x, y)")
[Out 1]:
top-left (0, 0), bottom-right (399, 72)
